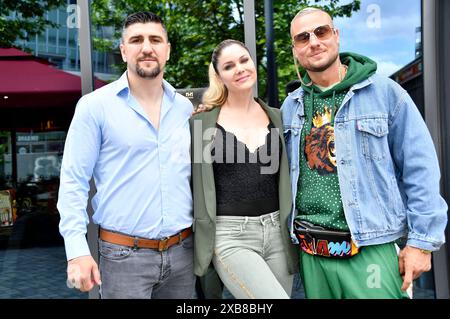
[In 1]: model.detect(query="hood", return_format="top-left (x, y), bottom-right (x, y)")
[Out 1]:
top-left (301, 52), bottom-right (377, 96)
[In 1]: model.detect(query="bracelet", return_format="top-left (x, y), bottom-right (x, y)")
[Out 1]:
top-left (420, 249), bottom-right (432, 254)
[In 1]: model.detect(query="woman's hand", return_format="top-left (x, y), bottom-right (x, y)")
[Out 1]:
top-left (192, 104), bottom-right (208, 116)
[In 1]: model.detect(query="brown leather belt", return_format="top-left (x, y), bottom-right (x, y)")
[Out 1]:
top-left (99, 227), bottom-right (192, 251)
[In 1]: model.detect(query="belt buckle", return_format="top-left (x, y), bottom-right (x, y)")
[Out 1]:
top-left (158, 237), bottom-right (169, 251)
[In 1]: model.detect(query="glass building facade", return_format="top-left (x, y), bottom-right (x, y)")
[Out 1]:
top-left (12, 0), bottom-right (119, 81)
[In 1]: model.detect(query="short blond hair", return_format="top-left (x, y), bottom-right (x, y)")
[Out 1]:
top-left (290, 7), bottom-right (334, 36)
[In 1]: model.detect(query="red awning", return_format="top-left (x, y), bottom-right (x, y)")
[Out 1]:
top-left (0, 48), bottom-right (106, 108)
top-left (0, 48), bottom-right (32, 58)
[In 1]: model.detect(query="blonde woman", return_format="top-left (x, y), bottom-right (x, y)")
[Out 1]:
top-left (190, 39), bottom-right (298, 299)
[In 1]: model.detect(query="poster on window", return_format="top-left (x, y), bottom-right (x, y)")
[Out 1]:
top-left (0, 190), bottom-right (13, 227)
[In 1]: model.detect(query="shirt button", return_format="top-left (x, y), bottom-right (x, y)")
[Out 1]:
top-left (340, 160), bottom-right (346, 165)
top-left (337, 124), bottom-right (344, 130)
top-left (292, 165), bottom-right (297, 171)
top-left (293, 130), bottom-right (299, 136)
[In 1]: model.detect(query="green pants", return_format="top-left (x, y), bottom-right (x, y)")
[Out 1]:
top-left (299, 242), bottom-right (410, 299)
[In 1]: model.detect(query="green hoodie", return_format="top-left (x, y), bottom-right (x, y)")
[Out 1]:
top-left (302, 52), bottom-right (377, 96)
top-left (295, 52), bottom-right (377, 231)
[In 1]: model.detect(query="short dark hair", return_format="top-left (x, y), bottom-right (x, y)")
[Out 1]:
top-left (122, 11), bottom-right (167, 40)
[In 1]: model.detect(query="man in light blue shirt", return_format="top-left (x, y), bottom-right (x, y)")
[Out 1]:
top-left (57, 12), bottom-right (194, 298)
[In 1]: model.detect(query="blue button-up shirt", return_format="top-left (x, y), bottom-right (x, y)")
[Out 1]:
top-left (57, 72), bottom-right (193, 261)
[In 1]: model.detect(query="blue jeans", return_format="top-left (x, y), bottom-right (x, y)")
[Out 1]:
top-left (212, 211), bottom-right (294, 299)
top-left (98, 234), bottom-right (195, 299)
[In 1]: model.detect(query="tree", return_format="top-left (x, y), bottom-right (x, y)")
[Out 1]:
top-left (269, 0), bottom-right (361, 100)
top-left (91, 0), bottom-right (360, 102)
top-left (0, 0), bottom-right (66, 48)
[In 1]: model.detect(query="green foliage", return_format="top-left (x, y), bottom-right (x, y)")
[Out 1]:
top-left (271, 0), bottom-right (360, 100)
top-left (0, 0), bottom-right (66, 47)
top-left (91, 0), bottom-right (360, 103)
top-left (1, 0), bottom-right (360, 104)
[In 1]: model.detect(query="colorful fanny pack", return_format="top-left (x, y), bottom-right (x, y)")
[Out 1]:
top-left (294, 220), bottom-right (360, 259)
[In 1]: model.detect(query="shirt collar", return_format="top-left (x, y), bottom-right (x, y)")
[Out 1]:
top-left (288, 74), bottom-right (375, 101)
top-left (289, 87), bottom-right (304, 101)
top-left (114, 71), bottom-right (176, 100)
top-left (349, 75), bottom-right (373, 91)
top-left (162, 79), bottom-right (177, 100)
top-left (114, 71), bottom-right (130, 97)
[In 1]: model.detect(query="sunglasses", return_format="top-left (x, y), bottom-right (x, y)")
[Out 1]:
top-left (292, 25), bottom-right (335, 48)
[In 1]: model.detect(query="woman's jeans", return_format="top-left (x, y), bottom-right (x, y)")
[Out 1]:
top-left (98, 234), bottom-right (195, 299)
top-left (212, 211), bottom-right (293, 299)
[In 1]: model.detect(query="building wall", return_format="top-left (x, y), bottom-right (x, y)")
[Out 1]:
top-left (437, 0), bottom-right (450, 289)
top-left (423, 0), bottom-right (450, 299)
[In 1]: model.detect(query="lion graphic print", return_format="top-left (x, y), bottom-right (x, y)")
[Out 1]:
top-left (295, 92), bottom-right (350, 232)
top-left (304, 106), bottom-right (337, 175)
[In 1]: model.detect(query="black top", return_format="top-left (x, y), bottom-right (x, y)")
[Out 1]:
top-left (211, 122), bottom-right (280, 216)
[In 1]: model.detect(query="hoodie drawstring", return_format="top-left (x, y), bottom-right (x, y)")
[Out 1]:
top-left (305, 87), bottom-right (314, 134)
top-left (331, 90), bottom-right (336, 125)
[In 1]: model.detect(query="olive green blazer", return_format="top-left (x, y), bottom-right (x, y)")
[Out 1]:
top-left (190, 98), bottom-right (298, 276)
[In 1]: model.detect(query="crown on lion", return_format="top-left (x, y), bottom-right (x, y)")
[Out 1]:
top-left (312, 106), bottom-right (332, 128)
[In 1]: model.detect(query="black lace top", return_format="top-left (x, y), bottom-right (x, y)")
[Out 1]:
top-left (211, 122), bottom-right (280, 216)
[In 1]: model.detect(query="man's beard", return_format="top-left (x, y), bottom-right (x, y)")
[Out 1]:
top-left (136, 60), bottom-right (162, 79)
top-left (303, 51), bottom-right (339, 73)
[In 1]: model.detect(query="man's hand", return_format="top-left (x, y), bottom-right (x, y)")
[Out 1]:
top-left (67, 255), bottom-right (102, 292)
top-left (398, 245), bottom-right (432, 292)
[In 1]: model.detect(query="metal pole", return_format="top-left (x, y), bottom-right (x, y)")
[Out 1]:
top-left (77, 0), bottom-right (94, 94)
top-left (76, 0), bottom-right (98, 299)
top-left (264, 0), bottom-right (279, 108)
top-left (243, 0), bottom-right (258, 97)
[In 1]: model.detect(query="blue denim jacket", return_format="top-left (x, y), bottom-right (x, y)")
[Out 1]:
top-left (281, 74), bottom-right (448, 251)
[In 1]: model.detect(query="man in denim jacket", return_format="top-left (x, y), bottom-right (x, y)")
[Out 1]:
top-left (281, 7), bottom-right (448, 298)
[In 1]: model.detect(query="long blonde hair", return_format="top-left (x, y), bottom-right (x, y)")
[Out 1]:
top-left (202, 39), bottom-right (250, 110)
top-left (202, 63), bottom-right (228, 109)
